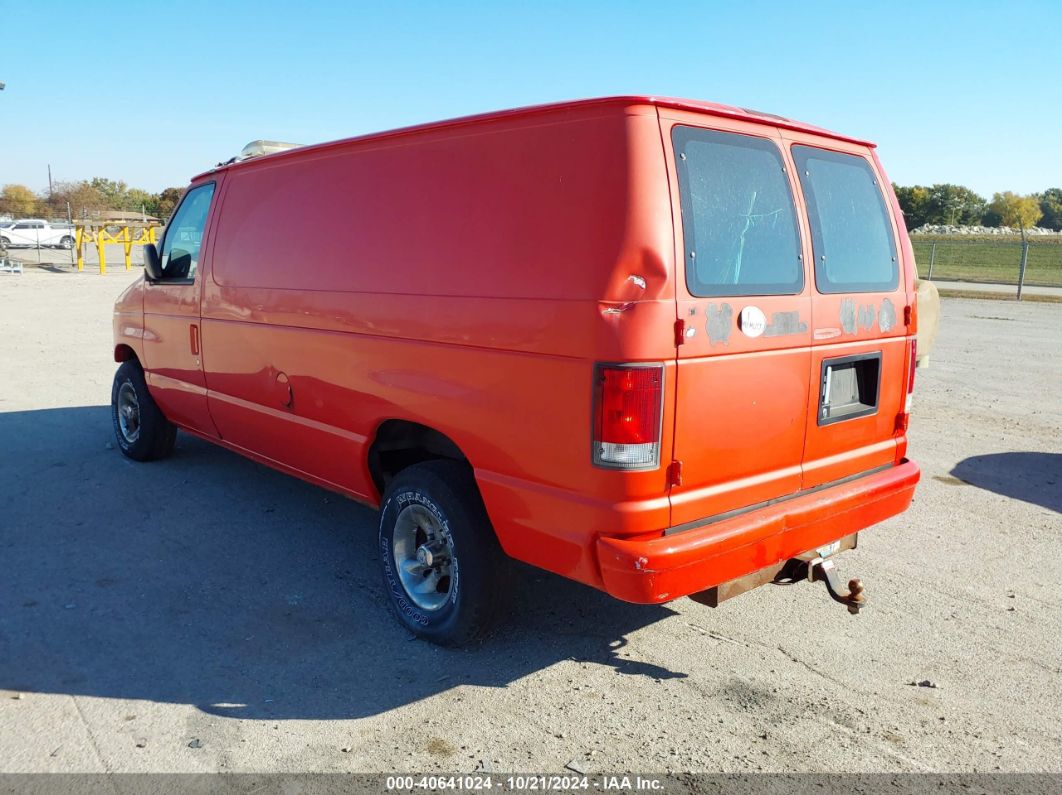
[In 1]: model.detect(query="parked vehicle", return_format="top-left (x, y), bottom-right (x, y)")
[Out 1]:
top-left (111, 96), bottom-right (921, 645)
top-left (1, 219), bottom-right (76, 249)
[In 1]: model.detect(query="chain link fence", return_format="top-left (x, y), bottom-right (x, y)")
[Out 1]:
top-left (1, 209), bottom-right (161, 271)
top-left (911, 236), bottom-right (1062, 297)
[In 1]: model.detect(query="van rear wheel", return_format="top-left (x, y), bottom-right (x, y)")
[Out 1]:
top-left (378, 460), bottom-right (509, 646)
top-left (111, 360), bottom-right (177, 461)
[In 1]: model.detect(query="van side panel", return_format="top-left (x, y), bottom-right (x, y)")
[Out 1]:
top-left (199, 106), bottom-right (677, 587)
top-left (212, 112), bottom-right (635, 301)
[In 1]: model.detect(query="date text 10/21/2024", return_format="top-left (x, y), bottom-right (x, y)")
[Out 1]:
top-left (384, 775), bottom-right (665, 791)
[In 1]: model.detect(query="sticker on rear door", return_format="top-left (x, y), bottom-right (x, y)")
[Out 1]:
top-left (738, 306), bottom-right (767, 338)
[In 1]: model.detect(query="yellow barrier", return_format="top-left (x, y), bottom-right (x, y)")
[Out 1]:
top-left (75, 224), bottom-right (159, 274)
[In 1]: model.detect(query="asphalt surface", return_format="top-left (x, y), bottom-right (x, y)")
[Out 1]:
top-left (0, 268), bottom-right (1059, 774)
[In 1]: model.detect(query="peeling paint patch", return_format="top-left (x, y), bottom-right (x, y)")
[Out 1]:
top-left (857, 303), bottom-right (877, 331)
top-left (706, 303), bottom-right (733, 345)
top-left (879, 297), bottom-right (897, 332)
top-left (764, 311), bottom-right (808, 337)
top-left (634, 557), bottom-right (649, 571)
top-left (840, 298), bottom-right (857, 335)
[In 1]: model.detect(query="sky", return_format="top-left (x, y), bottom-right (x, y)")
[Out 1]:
top-left (2, 0), bottom-right (1060, 197)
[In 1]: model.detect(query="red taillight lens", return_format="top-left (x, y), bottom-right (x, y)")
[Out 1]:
top-left (908, 338), bottom-right (918, 394)
top-left (593, 364), bottom-right (664, 469)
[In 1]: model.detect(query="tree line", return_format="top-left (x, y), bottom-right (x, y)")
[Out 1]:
top-left (893, 184), bottom-right (1061, 234)
top-left (0, 179), bottom-right (183, 222)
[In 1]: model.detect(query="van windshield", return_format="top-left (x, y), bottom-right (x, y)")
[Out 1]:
top-left (673, 126), bottom-right (803, 297)
top-left (793, 146), bottom-right (898, 293)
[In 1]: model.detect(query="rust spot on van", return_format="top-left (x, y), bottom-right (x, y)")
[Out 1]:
top-left (857, 304), bottom-right (876, 331)
top-left (706, 303), bottom-right (733, 345)
top-left (880, 298), bottom-right (897, 332)
top-left (840, 299), bottom-right (857, 335)
top-left (764, 311), bottom-right (807, 337)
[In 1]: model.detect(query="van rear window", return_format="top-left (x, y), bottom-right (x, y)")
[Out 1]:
top-left (673, 126), bottom-right (803, 297)
top-left (792, 146), bottom-right (898, 294)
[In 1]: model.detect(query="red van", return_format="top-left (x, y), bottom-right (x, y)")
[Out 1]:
top-left (111, 96), bottom-right (920, 645)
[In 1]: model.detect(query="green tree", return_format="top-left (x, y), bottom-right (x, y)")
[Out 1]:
top-left (88, 177), bottom-right (131, 210)
top-left (893, 184), bottom-right (931, 230)
top-left (1, 184), bottom-right (38, 216)
top-left (925, 184), bottom-right (986, 226)
top-left (152, 187), bottom-right (183, 220)
top-left (124, 188), bottom-right (157, 216)
top-left (981, 206), bottom-right (1003, 227)
top-left (988, 192), bottom-right (1043, 241)
top-left (1038, 188), bottom-right (1062, 231)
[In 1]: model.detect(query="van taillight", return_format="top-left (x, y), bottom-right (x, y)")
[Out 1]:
top-left (593, 364), bottom-right (664, 470)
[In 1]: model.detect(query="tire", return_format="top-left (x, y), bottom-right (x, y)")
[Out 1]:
top-left (59, 236), bottom-right (74, 250)
top-left (378, 460), bottom-right (509, 646)
top-left (0, 237), bottom-right (10, 248)
top-left (111, 360), bottom-right (177, 461)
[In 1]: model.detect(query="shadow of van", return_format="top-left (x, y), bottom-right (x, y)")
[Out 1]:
top-left (0, 406), bottom-right (682, 721)
top-left (951, 452), bottom-right (1061, 514)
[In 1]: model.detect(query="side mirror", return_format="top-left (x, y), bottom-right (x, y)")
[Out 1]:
top-left (143, 243), bottom-right (163, 281)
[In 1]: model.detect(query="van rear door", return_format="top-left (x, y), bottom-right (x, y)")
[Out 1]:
top-left (784, 136), bottom-right (911, 489)
top-left (661, 113), bottom-right (814, 527)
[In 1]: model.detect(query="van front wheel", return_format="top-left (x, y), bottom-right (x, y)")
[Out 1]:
top-left (378, 460), bottom-right (508, 646)
top-left (111, 360), bottom-right (177, 461)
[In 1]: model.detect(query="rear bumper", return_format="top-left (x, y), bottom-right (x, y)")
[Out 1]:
top-left (596, 459), bottom-right (920, 604)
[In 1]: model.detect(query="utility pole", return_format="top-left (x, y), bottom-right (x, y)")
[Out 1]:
top-left (48, 164), bottom-right (54, 199)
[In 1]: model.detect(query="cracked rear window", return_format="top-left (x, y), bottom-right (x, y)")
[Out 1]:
top-left (673, 126), bottom-right (803, 297)
top-left (793, 146), bottom-right (898, 294)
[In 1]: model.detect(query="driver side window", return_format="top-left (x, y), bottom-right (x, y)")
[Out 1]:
top-left (160, 183), bottom-right (215, 280)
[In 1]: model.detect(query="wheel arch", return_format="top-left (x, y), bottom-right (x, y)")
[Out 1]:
top-left (367, 419), bottom-right (471, 496)
top-left (114, 344), bottom-right (139, 364)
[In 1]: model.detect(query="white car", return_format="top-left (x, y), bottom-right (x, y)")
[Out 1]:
top-left (0, 219), bottom-right (77, 249)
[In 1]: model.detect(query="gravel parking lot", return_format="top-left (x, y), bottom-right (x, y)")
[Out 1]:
top-left (1, 267), bottom-right (1059, 774)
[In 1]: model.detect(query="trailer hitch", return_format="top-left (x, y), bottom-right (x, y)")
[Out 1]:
top-left (773, 555), bottom-right (866, 614)
top-left (807, 557), bottom-right (866, 614)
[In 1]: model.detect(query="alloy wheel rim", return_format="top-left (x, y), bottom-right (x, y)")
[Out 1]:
top-left (392, 503), bottom-right (455, 611)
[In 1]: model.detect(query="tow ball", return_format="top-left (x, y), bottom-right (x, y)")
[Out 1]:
top-left (806, 557), bottom-right (866, 614)
top-left (773, 555), bottom-right (867, 614)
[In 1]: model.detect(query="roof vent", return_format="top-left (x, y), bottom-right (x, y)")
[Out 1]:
top-left (237, 140), bottom-right (302, 161)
